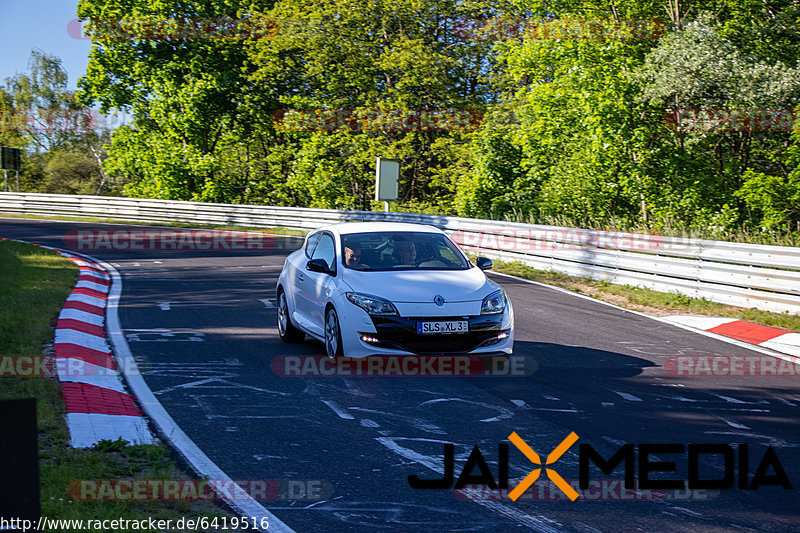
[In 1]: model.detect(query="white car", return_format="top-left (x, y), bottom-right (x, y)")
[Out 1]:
top-left (276, 222), bottom-right (514, 358)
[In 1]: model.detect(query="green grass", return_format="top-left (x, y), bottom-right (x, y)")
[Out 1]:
top-left (0, 240), bottom-right (77, 354)
top-left (0, 240), bottom-right (232, 531)
top-left (487, 257), bottom-right (800, 333)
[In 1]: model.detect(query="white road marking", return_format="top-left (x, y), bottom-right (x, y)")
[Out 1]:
top-left (321, 400), bottom-right (355, 420)
top-left (153, 378), bottom-right (288, 396)
top-left (125, 329), bottom-right (205, 342)
top-left (417, 398), bottom-right (514, 423)
top-left (348, 407), bottom-right (446, 435)
top-left (666, 506), bottom-right (704, 518)
top-left (602, 436), bottom-right (627, 446)
top-left (704, 431), bottom-right (800, 448)
top-left (719, 417), bottom-right (750, 430)
top-left (709, 393), bottom-right (746, 404)
top-left (672, 396), bottom-right (699, 402)
top-left (260, 299), bottom-right (275, 309)
top-left (611, 390), bottom-right (643, 402)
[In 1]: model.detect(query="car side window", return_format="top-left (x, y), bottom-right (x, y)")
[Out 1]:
top-left (311, 233), bottom-right (336, 272)
top-left (305, 232), bottom-right (321, 258)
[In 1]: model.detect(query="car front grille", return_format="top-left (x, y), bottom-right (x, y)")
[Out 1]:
top-left (367, 315), bottom-right (506, 354)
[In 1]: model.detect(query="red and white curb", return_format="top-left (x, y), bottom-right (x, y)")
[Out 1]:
top-left (661, 316), bottom-right (800, 357)
top-left (1, 236), bottom-right (156, 448)
top-left (55, 251), bottom-right (156, 447)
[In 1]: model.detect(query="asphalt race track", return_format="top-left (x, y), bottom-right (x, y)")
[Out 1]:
top-left (4, 217), bottom-right (800, 533)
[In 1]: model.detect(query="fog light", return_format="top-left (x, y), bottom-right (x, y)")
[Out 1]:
top-left (360, 335), bottom-right (379, 344)
top-left (497, 332), bottom-right (509, 340)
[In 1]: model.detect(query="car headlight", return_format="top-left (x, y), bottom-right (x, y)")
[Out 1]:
top-left (346, 292), bottom-right (399, 316)
top-left (481, 289), bottom-right (506, 314)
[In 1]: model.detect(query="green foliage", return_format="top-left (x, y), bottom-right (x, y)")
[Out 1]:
top-left (736, 169), bottom-right (800, 230)
top-left (27, 0), bottom-right (795, 239)
top-left (1, 50), bottom-right (114, 194)
top-left (456, 128), bottom-right (523, 218)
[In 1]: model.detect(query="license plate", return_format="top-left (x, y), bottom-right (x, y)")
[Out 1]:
top-left (417, 320), bottom-right (469, 334)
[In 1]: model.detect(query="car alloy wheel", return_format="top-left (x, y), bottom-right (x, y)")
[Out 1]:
top-left (325, 307), bottom-right (343, 358)
top-left (277, 290), bottom-right (304, 342)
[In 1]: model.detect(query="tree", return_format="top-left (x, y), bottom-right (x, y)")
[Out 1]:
top-left (1, 50), bottom-right (112, 194)
top-left (77, 0), bottom-right (273, 201)
top-left (637, 15), bottom-right (800, 229)
top-left (245, 0), bottom-right (507, 209)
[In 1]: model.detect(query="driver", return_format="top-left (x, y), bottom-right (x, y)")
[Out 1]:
top-left (394, 240), bottom-right (416, 265)
top-left (344, 245), bottom-right (364, 268)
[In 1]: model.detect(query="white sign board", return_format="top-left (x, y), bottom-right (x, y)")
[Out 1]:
top-left (375, 158), bottom-right (399, 202)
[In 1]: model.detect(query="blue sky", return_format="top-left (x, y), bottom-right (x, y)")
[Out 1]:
top-left (1, 1), bottom-right (91, 90)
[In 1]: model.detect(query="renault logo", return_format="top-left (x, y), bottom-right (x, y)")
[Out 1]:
top-left (433, 295), bottom-right (445, 307)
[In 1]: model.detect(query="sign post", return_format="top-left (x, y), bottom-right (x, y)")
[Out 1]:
top-left (374, 157), bottom-right (399, 212)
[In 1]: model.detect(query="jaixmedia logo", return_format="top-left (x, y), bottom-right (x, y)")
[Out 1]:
top-left (408, 432), bottom-right (792, 501)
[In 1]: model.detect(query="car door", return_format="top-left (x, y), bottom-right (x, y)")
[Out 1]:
top-left (290, 231), bottom-right (321, 332)
top-left (296, 232), bottom-right (337, 337)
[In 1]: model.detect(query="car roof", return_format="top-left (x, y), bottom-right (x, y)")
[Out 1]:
top-left (314, 222), bottom-right (444, 236)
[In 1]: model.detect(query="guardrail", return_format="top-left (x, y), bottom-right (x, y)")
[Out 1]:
top-left (1, 192), bottom-right (799, 314)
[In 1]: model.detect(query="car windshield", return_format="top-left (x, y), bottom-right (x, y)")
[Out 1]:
top-left (341, 231), bottom-right (471, 271)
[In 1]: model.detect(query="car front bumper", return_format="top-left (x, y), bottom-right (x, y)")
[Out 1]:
top-left (355, 312), bottom-right (513, 356)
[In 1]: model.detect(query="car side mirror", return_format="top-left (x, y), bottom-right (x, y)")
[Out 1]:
top-left (476, 256), bottom-right (493, 271)
top-left (306, 258), bottom-right (333, 275)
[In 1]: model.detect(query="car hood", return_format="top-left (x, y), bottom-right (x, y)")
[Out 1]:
top-left (341, 267), bottom-right (493, 303)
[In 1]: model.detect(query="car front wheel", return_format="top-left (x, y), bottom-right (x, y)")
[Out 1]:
top-left (325, 307), bottom-right (343, 358)
top-left (277, 290), bottom-right (305, 343)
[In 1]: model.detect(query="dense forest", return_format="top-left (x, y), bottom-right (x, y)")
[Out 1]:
top-left (2, 0), bottom-right (799, 239)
